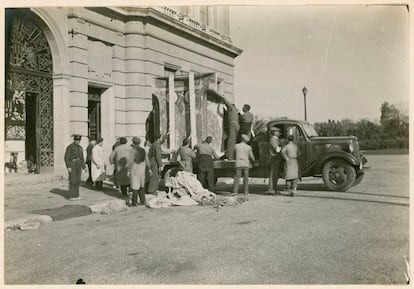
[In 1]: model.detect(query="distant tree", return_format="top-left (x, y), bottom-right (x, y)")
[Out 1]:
top-left (380, 101), bottom-right (408, 137)
top-left (252, 114), bottom-right (268, 135)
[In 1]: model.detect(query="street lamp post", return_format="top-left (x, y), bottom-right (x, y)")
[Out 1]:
top-left (302, 86), bottom-right (308, 121)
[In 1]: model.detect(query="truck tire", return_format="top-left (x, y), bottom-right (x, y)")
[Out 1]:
top-left (322, 159), bottom-right (356, 192)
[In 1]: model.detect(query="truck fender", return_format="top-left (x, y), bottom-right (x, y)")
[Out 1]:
top-left (315, 151), bottom-right (360, 172)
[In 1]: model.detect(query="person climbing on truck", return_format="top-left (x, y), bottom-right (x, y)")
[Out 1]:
top-left (239, 104), bottom-right (254, 138)
top-left (220, 96), bottom-right (239, 161)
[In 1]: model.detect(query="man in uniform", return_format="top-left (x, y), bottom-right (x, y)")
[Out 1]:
top-left (64, 134), bottom-right (85, 200)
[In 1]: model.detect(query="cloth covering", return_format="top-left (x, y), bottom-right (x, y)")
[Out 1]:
top-left (146, 171), bottom-right (216, 208)
top-left (146, 171), bottom-right (248, 209)
top-left (91, 145), bottom-right (106, 182)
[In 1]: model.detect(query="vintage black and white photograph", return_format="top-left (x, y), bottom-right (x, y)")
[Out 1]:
top-left (2, 1), bottom-right (410, 285)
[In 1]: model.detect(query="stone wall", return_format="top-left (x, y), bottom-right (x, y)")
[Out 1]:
top-left (5, 6), bottom-right (241, 174)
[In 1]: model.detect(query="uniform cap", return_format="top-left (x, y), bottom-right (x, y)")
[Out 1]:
top-left (73, 134), bottom-right (81, 141)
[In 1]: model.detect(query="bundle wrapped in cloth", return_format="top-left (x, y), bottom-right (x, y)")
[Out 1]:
top-left (165, 171), bottom-right (216, 204)
top-left (146, 171), bottom-right (216, 208)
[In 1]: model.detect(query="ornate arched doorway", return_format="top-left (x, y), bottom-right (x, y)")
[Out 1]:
top-left (5, 10), bottom-right (54, 173)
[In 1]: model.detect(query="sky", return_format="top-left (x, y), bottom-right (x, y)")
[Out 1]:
top-left (229, 5), bottom-right (409, 123)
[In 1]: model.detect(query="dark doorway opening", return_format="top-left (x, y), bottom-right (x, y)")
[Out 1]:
top-left (146, 94), bottom-right (160, 143)
top-left (25, 92), bottom-right (39, 173)
top-left (88, 87), bottom-right (102, 141)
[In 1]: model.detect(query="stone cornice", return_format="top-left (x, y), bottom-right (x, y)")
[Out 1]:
top-left (86, 7), bottom-right (243, 58)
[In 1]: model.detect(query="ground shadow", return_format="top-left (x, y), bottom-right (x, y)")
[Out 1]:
top-left (80, 183), bottom-right (125, 199)
top-left (214, 183), bottom-right (287, 195)
top-left (297, 183), bottom-right (331, 192)
top-left (50, 188), bottom-right (72, 199)
top-left (294, 193), bottom-right (408, 207)
top-left (31, 205), bottom-right (92, 221)
top-left (213, 182), bottom-right (408, 206)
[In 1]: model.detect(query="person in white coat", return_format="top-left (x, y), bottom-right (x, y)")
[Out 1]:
top-left (92, 137), bottom-right (106, 190)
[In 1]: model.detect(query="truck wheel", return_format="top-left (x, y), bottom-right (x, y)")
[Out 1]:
top-left (322, 159), bottom-right (356, 192)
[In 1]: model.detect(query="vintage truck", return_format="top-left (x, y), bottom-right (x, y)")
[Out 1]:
top-left (163, 118), bottom-right (367, 192)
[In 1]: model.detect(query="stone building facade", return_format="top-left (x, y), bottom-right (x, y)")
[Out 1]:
top-left (4, 6), bottom-right (242, 175)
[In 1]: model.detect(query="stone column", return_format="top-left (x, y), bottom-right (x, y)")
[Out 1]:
top-left (189, 71), bottom-right (197, 147)
top-left (68, 17), bottom-right (88, 150)
top-left (52, 74), bottom-right (71, 176)
top-left (168, 73), bottom-right (176, 150)
top-left (124, 21), bottom-right (148, 140)
top-left (208, 6), bottom-right (215, 28)
top-left (101, 87), bottom-right (115, 159)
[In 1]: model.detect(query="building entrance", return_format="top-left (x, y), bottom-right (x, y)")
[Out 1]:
top-left (88, 87), bottom-right (102, 141)
top-left (5, 10), bottom-right (54, 173)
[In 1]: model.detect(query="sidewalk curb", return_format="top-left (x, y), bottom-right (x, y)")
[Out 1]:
top-left (6, 199), bottom-right (127, 231)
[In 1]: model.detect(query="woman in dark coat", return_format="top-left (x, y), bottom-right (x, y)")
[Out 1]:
top-left (111, 137), bottom-right (130, 196)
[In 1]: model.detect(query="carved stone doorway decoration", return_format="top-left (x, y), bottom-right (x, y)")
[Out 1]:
top-left (5, 10), bottom-right (54, 173)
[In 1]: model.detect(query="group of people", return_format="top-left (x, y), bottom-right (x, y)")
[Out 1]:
top-left (64, 98), bottom-right (300, 203)
top-left (174, 125), bottom-right (300, 200)
top-left (219, 99), bottom-right (300, 197)
top-left (64, 133), bottom-right (167, 206)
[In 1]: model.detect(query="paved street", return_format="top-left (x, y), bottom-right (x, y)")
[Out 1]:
top-left (4, 155), bottom-right (409, 284)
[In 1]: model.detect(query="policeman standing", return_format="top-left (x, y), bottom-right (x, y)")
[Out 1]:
top-left (64, 134), bottom-right (85, 200)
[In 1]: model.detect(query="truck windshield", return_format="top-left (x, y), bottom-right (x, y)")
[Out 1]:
top-left (303, 123), bottom-right (318, 137)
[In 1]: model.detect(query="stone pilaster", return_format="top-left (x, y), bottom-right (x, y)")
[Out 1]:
top-left (189, 71), bottom-right (197, 147)
top-left (168, 73), bottom-right (176, 150)
top-left (53, 74), bottom-right (71, 175)
top-left (124, 21), bottom-right (150, 139)
top-left (68, 17), bottom-right (88, 149)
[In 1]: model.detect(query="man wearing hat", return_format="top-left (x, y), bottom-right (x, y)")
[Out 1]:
top-left (232, 134), bottom-right (255, 199)
top-left (268, 126), bottom-right (283, 195)
top-left (64, 134), bottom-right (85, 200)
